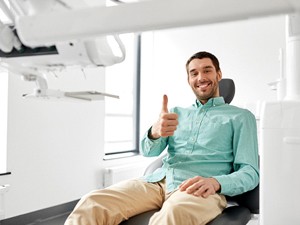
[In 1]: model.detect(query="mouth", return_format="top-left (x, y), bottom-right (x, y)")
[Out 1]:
top-left (196, 81), bottom-right (212, 90)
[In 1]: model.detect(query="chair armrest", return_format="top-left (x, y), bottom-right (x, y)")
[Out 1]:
top-left (143, 153), bottom-right (166, 175)
top-left (226, 185), bottom-right (259, 214)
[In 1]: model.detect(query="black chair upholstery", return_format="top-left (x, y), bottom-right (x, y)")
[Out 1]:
top-left (120, 78), bottom-right (259, 225)
top-left (219, 78), bottom-right (235, 104)
top-left (207, 206), bottom-right (251, 225)
top-left (121, 210), bottom-right (158, 225)
top-left (207, 186), bottom-right (259, 225)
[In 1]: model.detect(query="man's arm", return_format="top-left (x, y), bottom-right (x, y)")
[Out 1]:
top-left (213, 110), bottom-right (260, 196)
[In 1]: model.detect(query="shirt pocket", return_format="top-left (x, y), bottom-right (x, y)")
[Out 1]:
top-left (199, 120), bottom-right (233, 151)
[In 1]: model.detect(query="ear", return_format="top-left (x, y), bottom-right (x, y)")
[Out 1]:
top-left (187, 73), bottom-right (191, 84)
top-left (217, 70), bottom-right (222, 81)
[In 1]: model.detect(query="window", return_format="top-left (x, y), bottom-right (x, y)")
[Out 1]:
top-left (0, 69), bottom-right (8, 174)
top-left (104, 33), bottom-right (141, 157)
top-left (0, 0), bottom-right (12, 24)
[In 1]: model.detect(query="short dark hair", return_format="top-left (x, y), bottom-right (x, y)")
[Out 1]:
top-left (186, 51), bottom-right (221, 73)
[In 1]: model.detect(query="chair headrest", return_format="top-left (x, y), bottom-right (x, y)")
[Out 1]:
top-left (219, 78), bottom-right (235, 104)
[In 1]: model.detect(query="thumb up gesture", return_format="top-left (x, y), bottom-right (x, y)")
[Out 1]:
top-left (149, 95), bottom-right (179, 139)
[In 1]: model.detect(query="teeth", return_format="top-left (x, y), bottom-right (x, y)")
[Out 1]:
top-left (198, 83), bottom-right (209, 88)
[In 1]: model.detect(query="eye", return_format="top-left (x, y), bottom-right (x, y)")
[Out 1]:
top-left (190, 72), bottom-right (198, 77)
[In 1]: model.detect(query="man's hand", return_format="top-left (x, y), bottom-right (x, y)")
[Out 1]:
top-left (179, 176), bottom-right (221, 198)
top-left (149, 95), bottom-right (178, 139)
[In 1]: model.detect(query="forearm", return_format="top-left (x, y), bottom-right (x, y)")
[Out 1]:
top-left (213, 164), bottom-right (259, 196)
top-left (140, 127), bottom-right (168, 157)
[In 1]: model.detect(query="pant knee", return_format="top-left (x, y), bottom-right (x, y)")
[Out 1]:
top-left (150, 201), bottom-right (197, 224)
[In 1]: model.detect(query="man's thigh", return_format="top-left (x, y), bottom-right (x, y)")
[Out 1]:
top-left (84, 179), bottom-right (164, 217)
top-left (150, 190), bottom-right (227, 225)
top-left (66, 179), bottom-right (165, 225)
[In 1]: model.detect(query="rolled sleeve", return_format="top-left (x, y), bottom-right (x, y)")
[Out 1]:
top-left (140, 127), bottom-right (168, 157)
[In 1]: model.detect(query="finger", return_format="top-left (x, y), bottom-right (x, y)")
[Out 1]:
top-left (195, 183), bottom-right (216, 198)
top-left (179, 178), bottom-right (194, 191)
top-left (186, 180), bottom-right (204, 194)
top-left (193, 184), bottom-right (208, 197)
top-left (179, 180), bottom-right (188, 189)
top-left (202, 189), bottom-right (214, 198)
top-left (160, 130), bottom-right (177, 137)
top-left (180, 176), bottom-right (203, 191)
top-left (161, 125), bottom-right (177, 132)
top-left (159, 121), bottom-right (178, 137)
top-left (200, 186), bottom-right (215, 198)
top-left (162, 94), bottom-right (169, 113)
top-left (160, 119), bottom-right (178, 127)
top-left (161, 113), bottom-right (178, 121)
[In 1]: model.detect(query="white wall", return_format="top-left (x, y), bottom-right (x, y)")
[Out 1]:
top-left (1, 67), bottom-right (107, 218)
top-left (0, 66), bottom-right (153, 219)
top-left (140, 15), bottom-right (286, 134)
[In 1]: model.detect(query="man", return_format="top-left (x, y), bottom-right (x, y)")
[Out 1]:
top-left (65, 51), bottom-right (259, 225)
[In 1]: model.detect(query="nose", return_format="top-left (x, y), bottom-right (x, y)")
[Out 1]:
top-left (195, 72), bottom-right (207, 82)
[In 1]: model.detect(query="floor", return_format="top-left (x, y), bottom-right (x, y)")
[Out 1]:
top-left (26, 212), bottom-right (69, 225)
top-left (247, 215), bottom-right (260, 225)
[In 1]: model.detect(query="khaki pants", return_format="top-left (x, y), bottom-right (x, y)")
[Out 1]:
top-left (64, 179), bottom-right (227, 225)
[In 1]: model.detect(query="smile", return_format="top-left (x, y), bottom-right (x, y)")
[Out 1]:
top-left (197, 82), bottom-right (211, 90)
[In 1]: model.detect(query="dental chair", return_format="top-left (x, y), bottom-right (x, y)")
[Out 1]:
top-left (121, 78), bottom-right (259, 225)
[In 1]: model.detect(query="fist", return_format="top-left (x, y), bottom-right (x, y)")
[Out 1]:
top-left (150, 95), bottom-right (178, 139)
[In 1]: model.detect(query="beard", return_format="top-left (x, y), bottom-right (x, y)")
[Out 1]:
top-left (192, 81), bottom-right (219, 103)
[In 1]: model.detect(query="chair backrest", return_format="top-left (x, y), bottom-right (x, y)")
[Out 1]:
top-left (219, 78), bottom-right (235, 104)
top-left (219, 78), bottom-right (259, 214)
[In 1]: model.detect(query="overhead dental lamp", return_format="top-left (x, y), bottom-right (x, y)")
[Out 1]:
top-left (0, 0), bottom-right (125, 100)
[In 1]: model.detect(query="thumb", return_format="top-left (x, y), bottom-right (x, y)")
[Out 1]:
top-left (162, 94), bottom-right (169, 113)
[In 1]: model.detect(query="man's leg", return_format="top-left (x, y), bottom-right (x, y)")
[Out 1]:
top-left (65, 179), bottom-right (165, 225)
top-left (149, 190), bottom-right (227, 225)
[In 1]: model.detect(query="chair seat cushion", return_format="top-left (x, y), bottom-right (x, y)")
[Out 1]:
top-left (207, 206), bottom-right (251, 225)
top-left (120, 210), bottom-right (158, 225)
top-left (120, 206), bottom-right (251, 225)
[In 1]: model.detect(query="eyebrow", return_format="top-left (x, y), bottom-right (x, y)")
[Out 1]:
top-left (189, 65), bottom-right (214, 74)
top-left (203, 65), bottom-right (214, 69)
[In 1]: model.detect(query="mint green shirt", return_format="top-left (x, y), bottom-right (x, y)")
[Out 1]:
top-left (141, 97), bottom-right (259, 196)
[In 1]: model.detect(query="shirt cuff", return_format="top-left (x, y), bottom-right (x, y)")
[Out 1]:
top-left (146, 127), bottom-right (162, 143)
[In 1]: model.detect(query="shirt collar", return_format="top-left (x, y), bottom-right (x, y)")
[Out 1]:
top-left (194, 97), bottom-right (225, 108)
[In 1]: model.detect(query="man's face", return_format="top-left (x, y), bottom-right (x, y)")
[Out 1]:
top-left (187, 58), bottom-right (222, 104)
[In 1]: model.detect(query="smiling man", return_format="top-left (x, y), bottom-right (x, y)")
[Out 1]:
top-left (142, 51), bottom-right (259, 224)
top-left (65, 51), bottom-right (259, 225)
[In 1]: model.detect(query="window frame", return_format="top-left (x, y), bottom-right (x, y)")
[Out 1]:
top-left (104, 34), bottom-right (141, 158)
top-left (0, 69), bottom-right (9, 174)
